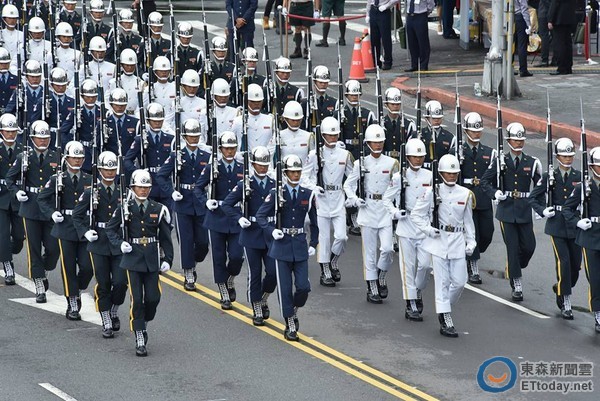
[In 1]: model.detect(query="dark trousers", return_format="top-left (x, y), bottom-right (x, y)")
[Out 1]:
top-left (276, 259), bottom-right (311, 318)
top-left (369, 7), bottom-right (392, 67)
top-left (0, 208), bottom-right (24, 261)
top-left (553, 25), bottom-right (574, 73)
top-left (228, 29), bottom-right (255, 62)
top-left (264, 0), bottom-right (282, 17)
top-left (441, 0), bottom-right (455, 37)
top-left (500, 221), bottom-right (536, 279)
top-left (244, 247), bottom-right (277, 303)
top-left (23, 218), bottom-right (60, 279)
top-left (208, 230), bottom-right (244, 284)
top-left (58, 239), bottom-right (94, 297)
top-left (406, 13), bottom-right (430, 70)
top-left (514, 13), bottom-right (529, 73)
top-left (583, 248), bottom-right (600, 311)
top-left (537, 4), bottom-right (551, 62)
top-left (90, 253), bottom-right (127, 312)
top-left (174, 213), bottom-right (209, 269)
top-left (550, 236), bottom-right (581, 296)
top-left (126, 270), bottom-right (161, 332)
top-left (468, 208), bottom-right (494, 261)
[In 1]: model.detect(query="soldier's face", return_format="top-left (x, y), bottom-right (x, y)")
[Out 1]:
top-left (441, 172), bottom-right (458, 185)
top-left (286, 170), bottom-right (301, 184)
top-left (507, 139), bottom-right (525, 152)
top-left (0, 62), bottom-right (10, 72)
top-left (322, 133), bottom-right (339, 147)
top-left (91, 11), bottom-right (105, 21)
top-left (285, 118), bottom-right (302, 130)
top-left (245, 60), bottom-right (257, 70)
top-left (91, 50), bottom-right (106, 61)
top-left (82, 95), bottom-right (98, 105)
top-left (133, 186), bottom-right (151, 198)
top-left (3, 17), bottom-right (17, 28)
top-left (120, 21), bottom-right (134, 31)
top-left (213, 50), bottom-right (227, 60)
top-left (111, 103), bottom-right (126, 114)
top-left (386, 103), bottom-right (401, 114)
top-left (214, 94), bottom-right (229, 106)
top-left (367, 141), bottom-right (384, 153)
top-left (57, 35), bottom-right (73, 47)
top-left (155, 70), bottom-right (170, 80)
top-left (591, 165), bottom-right (600, 177)
top-left (182, 84), bottom-right (198, 97)
top-left (66, 156), bottom-right (84, 170)
top-left (407, 155), bottom-right (424, 168)
top-left (27, 75), bottom-right (42, 86)
top-left (248, 99), bottom-right (263, 112)
top-left (121, 63), bottom-right (136, 75)
top-left (1, 130), bottom-right (17, 143)
top-left (346, 94), bottom-right (359, 104)
top-left (150, 25), bottom-right (163, 35)
top-left (429, 117), bottom-right (443, 127)
top-left (253, 164), bottom-right (269, 176)
top-left (179, 36), bottom-right (192, 46)
top-left (30, 31), bottom-right (44, 41)
top-left (99, 168), bottom-right (117, 181)
top-left (63, 3), bottom-right (76, 12)
top-left (557, 155), bottom-right (574, 167)
top-left (32, 136), bottom-right (50, 149)
top-left (466, 129), bottom-right (482, 142)
top-left (52, 83), bottom-right (67, 95)
top-left (148, 119), bottom-right (163, 130)
top-left (220, 147), bottom-right (237, 160)
top-left (314, 81), bottom-right (328, 92)
top-left (184, 134), bottom-right (200, 147)
top-left (276, 71), bottom-right (290, 82)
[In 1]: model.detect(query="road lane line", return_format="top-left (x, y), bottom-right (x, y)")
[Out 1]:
top-left (39, 383), bottom-right (79, 401)
top-left (160, 271), bottom-right (437, 401)
top-left (465, 283), bottom-right (551, 319)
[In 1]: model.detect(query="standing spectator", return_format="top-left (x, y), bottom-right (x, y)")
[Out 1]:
top-left (534, 0), bottom-right (552, 67)
top-left (131, 0), bottom-right (156, 37)
top-left (227, 0), bottom-right (258, 55)
top-left (284, 0), bottom-right (319, 59)
top-left (315, 0), bottom-right (347, 47)
top-left (441, 0), bottom-right (458, 38)
top-left (405, 0), bottom-right (435, 72)
top-left (263, 0), bottom-right (279, 29)
top-left (366, 0), bottom-right (397, 70)
top-left (514, 0), bottom-right (533, 77)
top-left (548, 0), bottom-right (577, 75)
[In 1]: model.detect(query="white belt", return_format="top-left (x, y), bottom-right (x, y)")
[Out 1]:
top-left (80, 140), bottom-right (93, 147)
top-left (148, 167), bottom-right (160, 173)
top-left (345, 139), bottom-right (359, 145)
top-left (26, 186), bottom-right (42, 193)
top-left (504, 190), bottom-right (530, 199)
top-left (590, 217), bottom-right (600, 223)
top-left (553, 205), bottom-right (563, 211)
top-left (0, 179), bottom-right (6, 185)
top-left (180, 183), bottom-right (195, 190)
top-left (439, 224), bottom-right (464, 232)
top-left (131, 236), bottom-right (157, 244)
top-left (367, 193), bottom-right (383, 200)
top-left (282, 227), bottom-right (304, 236)
top-left (248, 216), bottom-right (275, 222)
top-left (96, 222), bottom-right (107, 228)
top-left (61, 209), bottom-right (73, 215)
top-left (323, 184), bottom-right (342, 191)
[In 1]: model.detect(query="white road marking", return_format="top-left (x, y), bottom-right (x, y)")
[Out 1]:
top-left (465, 283), bottom-right (551, 319)
top-left (2, 271), bottom-right (102, 326)
top-left (39, 383), bottom-right (79, 401)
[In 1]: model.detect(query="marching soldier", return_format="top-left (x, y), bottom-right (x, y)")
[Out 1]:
top-left (232, 83), bottom-right (273, 151)
top-left (105, 169), bottom-right (174, 356)
top-left (72, 151), bottom-right (127, 338)
top-left (344, 124), bottom-right (399, 303)
top-left (38, 141), bottom-right (93, 321)
top-left (26, 17), bottom-right (51, 66)
top-left (563, 147), bottom-right (600, 333)
top-left (146, 56), bottom-right (176, 132)
top-left (58, 0), bottom-right (82, 47)
top-left (76, 79), bottom-right (101, 173)
top-left (312, 65), bottom-right (338, 121)
top-left (54, 22), bottom-right (80, 93)
top-left (273, 57), bottom-right (303, 128)
top-left (381, 87), bottom-right (416, 158)
top-left (481, 122), bottom-right (542, 301)
top-left (107, 48), bottom-right (144, 116)
top-left (303, 117), bottom-right (353, 286)
top-left (0, 48), bottom-right (17, 112)
top-left (529, 138), bottom-right (581, 319)
top-left (383, 138), bottom-right (433, 321)
top-left (6, 60), bottom-right (44, 125)
top-left (414, 100), bottom-right (455, 170)
top-left (177, 70), bottom-right (208, 142)
top-left (49, 67), bottom-right (75, 147)
top-left (124, 102), bottom-right (174, 208)
top-left (105, 88), bottom-right (140, 156)
top-left (211, 78), bottom-right (238, 138)
top-left (222, 146), bottom-right (277, 325)
top-left (210, 36), bottom-right (234, 83)
top-left (0, 114), bottom-right (25, 285)
top-left (256, 154), bottom-right (319, 341)
top-left (81, 36), bottom-right (115, 89)
top-left (1, 5), bottom-right (21, 74)
top-left (411, 154), bottom-right (476, 337)
top-left (145, 11), bottom-right (171, 64)
top-left (6, 120), bottom-right (60, 303)
top-left (106, 9), bottom-right (143, 64)
top-left (194, 131), bottom-right (245, 309)
top-left (85, 0), bottom-right (113, 46)
top-left (459, 112), bottom-right (495, 284)
top-left (156, 119), bottom-right (210, 291)
top-left (270, 100), bottom-right (314, 163)
top-left (175, 22), bottom-right (203, 74)
top-left (230, 47), bottom-right (266, 107)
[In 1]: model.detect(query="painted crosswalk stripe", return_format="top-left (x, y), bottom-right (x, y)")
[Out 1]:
top-left (39, 383), bottom-right (79, 401)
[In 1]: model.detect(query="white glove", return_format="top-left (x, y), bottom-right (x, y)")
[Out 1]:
top-left (171, 190), bottom-right (183, 202)
top-left (344, 198), bottom-right (356, 208)
top-left (120, 241), bottom-right (132, 253)
top-left (160, 261), bottom-right (171, 273)
top-left (16, 190), bottom-right (29, 202)
top-left (577, 218), bottom-right (592, 231)
top-left (525, 27), bottom-right (531, 35)
top-left (337, 141), bottom-right (346, 149)
top-left (313, 10), bottom-right (320, 19)
top-left (378, 5), bottom-right (387, 12)
top-left (355, 198), bottom-right (366, 208)
top-left (314, 186), bottom-right (325, 196)
top-left (206, 199), bottom-right (219, 211)
top-left (465, 243), bottom-right (476, 256)
top-left (142, 72), bottom-right (149, 82)
top-left (393, 209), bottom-right (408, 220)
top-left (429, 228), bottom-right (441, 238)
top-left (308, 246), bottom-right (316, 256)
top-left (84, 230), bottom-right (98, 242)
top-left (272, 229), bottom-right (284, 240)
top-left (281, 6), bottom-right (288, 16)
top-left (365, 15), bottom-right (370, 24)
top-left (52, 211), bottom-right (64, 223)
top-left (238, 217), bottom-right (251, 228)
top-left (494, 190), bottom-right (507, 202)
top-left (542, 206), bottom-right (556, 218)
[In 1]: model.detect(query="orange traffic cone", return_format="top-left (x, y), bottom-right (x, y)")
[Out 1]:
top-left (349, 37), bottom-right (369, 83)
top-left (361, 29), bottom-right (376, 73)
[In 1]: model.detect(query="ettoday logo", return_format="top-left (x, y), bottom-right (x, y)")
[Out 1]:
top-left (477, 357), bottom-right (518, 393)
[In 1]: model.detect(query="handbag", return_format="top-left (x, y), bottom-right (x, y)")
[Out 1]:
top-left (391, 7), bottom-right (406, 49)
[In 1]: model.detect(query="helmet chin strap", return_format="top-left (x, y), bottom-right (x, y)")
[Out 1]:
top-left (592, 168), bottom-right (600, 179)
top-left (1, 134), bottom-right (16, 144)
top-left (112, 110), bottom-right (125, 117)
top-left (183, 137), bottom-right (199, 148)
top-left (441, 176), bottom-right (456, 186)
top-left (214, 99), bottom-right (228, 108)
top-left (507, 141), bottom-right (524, 152)
top-left (99, 171), bottom-right (115, 182)
top-left (249, 106), bottom-right (262, 114)
top-left (322, 136), bottom-right (339, 147)
top-left (558, 160), bottom-right (572, 168)
top-left (277, 76), bottom-right (289, 84)
top-left (135, 194), bottom-right (148, 201)
top-left (407, 160), bottom-right (422, 170)
top-left (384, 105), bottom-right (400, 115)
top-left (367, 143), bottom-right (383, 154)
top-left (285, 176), bottom-right (300, 185)
top-left (287, 124), bottom-right (300, 132)
top-left (314, 86), bottom-right (326, 94)
top-left (346, 99), bottom-right (359, 106)
top-left (64, 158), bottom-right (82, 171)
top-left (465, 132), bottom-right (481, 143)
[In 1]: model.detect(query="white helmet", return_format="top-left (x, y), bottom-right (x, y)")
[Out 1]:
top-left (384, 87), bottom-right (402, 104)
top-left (0, 48), bottom-right (10, 72)
top-left (120, 49), bottom-right (137, 73)
top-left (211, 78), bottom-right (230, 107)
top-left (274, 57), bottom-right (292, 73)
top-left (118, 9), bottom-right (134, 32)
top-left (0, 113), bottom-right (18, 144)
top-left (177, 21), bottom-right (193, 38)
top-left (344, 80), bottom-right (361, 95)
top-left (147, 103), bottom-right (165, 121)
top-left (182, 119), bottom-right (202, 137)
top-left (25, 59), bottom-right (43, 76)
top-left (219, 131), bottom-right (238, 148)
top-left (56, 22), bottom-right (73, 37)
top-left (424, 100), bottom-right (443, 118)
top-left (89, 36), bottom-right (107, 53)
top-left (98, 151), bottom-right (118, 182)
top-left (181, 69), bottom-right (200, 88)
top-left (506, 122), bottom-right (526, 140)
top-left (247, 83), bottom-right (264, 104)
top-left (590, 147), bottom-right (600, 169)
top-left (148, 11), bottom-right (164, 27)
top-left (64, 141), bottom-right (85, 170)
top-left (463, 112), bottom-right (484, 132)
top-left (364, 124), bottom-right (385, 143)
top-left (29, 16), bottom-right (46, 34)
top-left (50, 67), bottom-right (69, 87)
top-left (320, 116), bottom-right (340, 146)
top-left (89, 0), bottom-right (105, 14)
top-left (81, 78), bottom-right (98, 98)
top-left (283, 154), bottom-right (303, 184)
top-left (211, 37), bottom-right (227, 61)
top-left (251, 146), bottom-right (271, 171)
top-left (313, 65), bottom-right (330, 83)
top-left (153, 55), bottom-right (171, 71)
top-left (439, 154), bottom-right (461, 185)
top-left (242, 47), bottom-right (259, 63)
top-left (405, 138), bottom-right (427, 157)
top-left (282, 101), bottom-right (304, 124)
top-left (30, 120), bottom-right (51, 150)
top-left (555, 137), bottom-right (576, 157)
top-left (109, 88), bottom-right (128, 115)
top-left (2, 4), bottom-right (18, 26)
top-left (130, 169), bottom-right (152, 190)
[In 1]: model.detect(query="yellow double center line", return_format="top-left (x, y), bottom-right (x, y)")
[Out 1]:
top-left (160, 271), bottom-right (438, 401)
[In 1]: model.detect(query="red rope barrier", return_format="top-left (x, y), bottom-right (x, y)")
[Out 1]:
top-left (286, 13), bottom-right (366, 23)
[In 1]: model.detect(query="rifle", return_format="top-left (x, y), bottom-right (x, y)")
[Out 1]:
top-left (230, 10), bottom-right (244, 107)
top-left (375, 66), bottom-right (384, 126)
top-left (431, 116), bottom-right (440, 229)
top-left (580, 99), bottom-right (590, 218)
top-left (42, 52), bottom-right (50, 119)
top-left (241, 73), bottom-right (251, 219)
top-left (496, 94), bottom-right (506, 192)
top-left (274, 98), bottom-right (283, 230)
top-left (305, 47), bottom-right (313, 132)
top-left (55, 120), bottom-right (64, 212)
top-left (399, 91), bottom-right (407, 210)
top-left (48, 3), bottom-right (56, 67)
top-left (546, 90), bottom-right (554, 208)
top-left (309, 60), bottom-right (324, 189)
top-left (337, 44), bottom-right (345, 126)
top-left (89, 123), bottom-right (99, 229)
top-left (117, 117), bottom-right (129, 241)
top-left (169, 0), bottom-right (177, 79)
top-left (454, 74), bottom-right (463, 166)
top-left (20, 91), bottom-right (29, 192)
top-left (73, 63), bottom-right (81, 137)
top-left (111, 0), bottom-right (121, 88)
top-left (357, 102), bottom-right (365, 200)
top-left (202, 1), bottom-right (212, 87)
top-left (81, 0), bottom-right (90, 78)
top-left (263, 29), bottom-right (273, 114)
top-left (174, 70), bottom-right (182, 192)
top-left (137, 83), bottom-right (148, 169)
top-left (22, 2), bottom-right (29, 65)
top-left (415, 68), bottom-right (422, 138)
top-left (209, 114), bottom-right (218, 200)
top-left (97, 69), bottom-right (109, 147)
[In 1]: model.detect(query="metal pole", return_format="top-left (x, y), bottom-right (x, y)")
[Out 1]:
top-left (505, 0), bottom-right (515, 100)
top-left (278, 5), bottom-right (284, 57)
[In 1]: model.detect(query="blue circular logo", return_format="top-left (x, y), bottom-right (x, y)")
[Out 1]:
top-left (477, 356), bottom-right (517, 393)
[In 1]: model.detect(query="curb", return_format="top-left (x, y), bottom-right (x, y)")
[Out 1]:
top-left (392, 76), bottom-right (600, 147)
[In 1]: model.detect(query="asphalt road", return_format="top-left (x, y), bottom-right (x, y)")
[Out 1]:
top-left (1, 2), bottom-right (599, 401)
